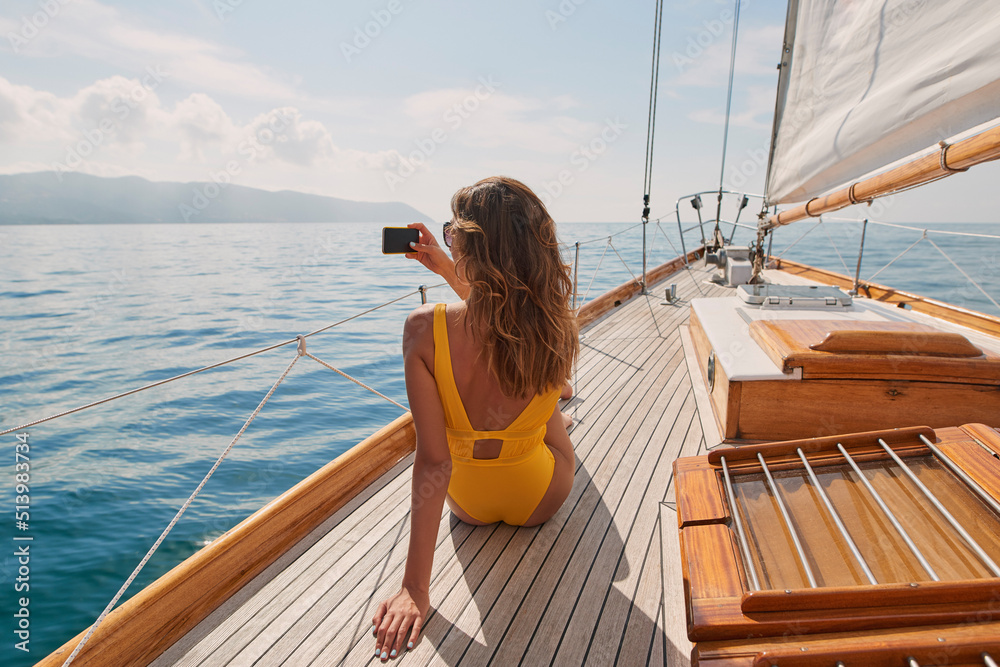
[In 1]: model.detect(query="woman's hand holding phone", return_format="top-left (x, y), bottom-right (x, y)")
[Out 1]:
top-left (405, 223), bottom-right (469, 299)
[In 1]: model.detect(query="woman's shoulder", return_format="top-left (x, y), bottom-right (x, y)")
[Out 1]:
top-left (402, 302), bottom-right (438, 357)
top-left (404, 302), bottom-right (438, 330)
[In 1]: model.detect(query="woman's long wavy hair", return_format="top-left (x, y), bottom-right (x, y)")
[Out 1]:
top-left (450, 176), bottom-right (578, 398)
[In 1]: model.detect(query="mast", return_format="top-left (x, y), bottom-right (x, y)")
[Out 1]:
top-left (761, 0), bottom-right (800, 212)
top-left (752, 0), bottom-right (800, 280)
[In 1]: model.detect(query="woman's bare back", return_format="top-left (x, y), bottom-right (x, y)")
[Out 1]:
top-left (440, 302), bottom-right (535, 459)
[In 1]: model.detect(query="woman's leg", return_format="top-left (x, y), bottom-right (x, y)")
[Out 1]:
top-left (523, 405), bottom-right (575, 526)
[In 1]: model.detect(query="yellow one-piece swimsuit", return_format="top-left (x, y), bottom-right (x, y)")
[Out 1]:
top-left (433, 303), bottom-right (561, 526)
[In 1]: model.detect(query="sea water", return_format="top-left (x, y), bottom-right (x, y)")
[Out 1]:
top-left (0, 220), bottom-right (997, 663)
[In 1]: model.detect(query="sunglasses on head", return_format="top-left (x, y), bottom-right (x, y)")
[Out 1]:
top-left (442, 221), bottom-right (454, 248)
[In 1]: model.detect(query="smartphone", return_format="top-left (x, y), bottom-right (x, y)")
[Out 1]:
top-left (382, 227), bottom-right (419, 254)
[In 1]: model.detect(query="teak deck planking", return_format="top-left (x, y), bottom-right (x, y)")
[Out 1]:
top-left (52, 251), bottom-right (1000, 667)
top-left (152, 261), bottom-right (730, 666)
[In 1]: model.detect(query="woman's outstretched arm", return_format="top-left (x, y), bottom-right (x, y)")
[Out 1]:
top-left (373, 304), bottom-right (451, 661)
top-left (404, 222), bottom-right (470, 299)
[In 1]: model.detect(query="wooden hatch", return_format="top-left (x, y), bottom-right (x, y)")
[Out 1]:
top-left (749, 319), bottom-right (1000, 384)
top-left (674, 423), bottom-right (1000, 665)
top-left (689, 303), bottom-right (1000, 441)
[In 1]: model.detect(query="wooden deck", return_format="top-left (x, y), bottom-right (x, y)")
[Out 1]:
top-left (152, 261), bottom-right (731, 667)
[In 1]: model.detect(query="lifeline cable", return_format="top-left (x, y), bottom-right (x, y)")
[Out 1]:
top-left (61, 353), bottom-right (301, 667)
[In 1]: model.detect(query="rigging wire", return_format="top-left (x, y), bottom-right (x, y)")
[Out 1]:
top-left (641, 0), bottom-right (666, 220)
top-left (578, 238), bottom-right (613, 307)
top-left (863, 233), bottom-right (926, 283)
top-left (714, 0), bottom-right (743, 236)
top-left (61, 352), bottom-right (303, 667)
top-left (609, 239), bottom-right (641, 285)
top-left (562, 220), bottom-right (645, 248)
top-left (60, 342), bottom-right (412, 666)
top-left (656, 221), bottom-right (706, 296)
top-left (823, 217), bottom-right (1000, 240)
top-left (773, 217), bottom-right (824, 260)
top-left (926, 236), bottom-right (1000, 312)
top-left (23, 221), bottom-right (698, 664)
top-left (820, 222), bottom-right (852, 275)
top-left (304, 352), bottom-right (408, 412)
top-left (0, 284), bottom-right (444, 438)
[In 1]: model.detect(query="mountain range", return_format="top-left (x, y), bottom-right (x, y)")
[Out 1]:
top-left (0, 172), bottom-right (431, 224)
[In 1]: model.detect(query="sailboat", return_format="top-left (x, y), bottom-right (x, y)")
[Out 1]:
top-left (34, 0), bottom-right (1000, 665)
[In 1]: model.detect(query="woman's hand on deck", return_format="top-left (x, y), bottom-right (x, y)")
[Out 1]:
top-left (373, 584), bottom-right (428, 660)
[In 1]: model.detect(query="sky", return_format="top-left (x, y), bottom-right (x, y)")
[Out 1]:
top-left (1, 0), bottom-right (998, 224)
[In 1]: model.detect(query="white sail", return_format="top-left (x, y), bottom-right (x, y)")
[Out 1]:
top-left (765, 0), bottom-right (1000, 205)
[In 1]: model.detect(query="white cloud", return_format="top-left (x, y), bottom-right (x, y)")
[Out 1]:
top-left (0, 73), bottom-right (169, 150)
top-left (399, 86), bottom-right (602, 155)
top-left (246, 108), bottom-right (334, 166)
top-left (0, 75), bottom-right (400, 176)
top-left (687, 84), bottom-right (775, 130)
top-left (72, 75), bottom-right (166, 144)
top-left (0, 0), bottom-right (298, 101)
top-left (670, 24), bottom-right (783, 87)
top-left (667, 21), bottom-right (782, 131)
top-left (173, 93), bottom-right (238, 160)
top-left (0, 77), bottom-right (64, 142)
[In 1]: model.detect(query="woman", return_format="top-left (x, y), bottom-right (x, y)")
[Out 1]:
top-left (372, 177), bottom-right (578, 661)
